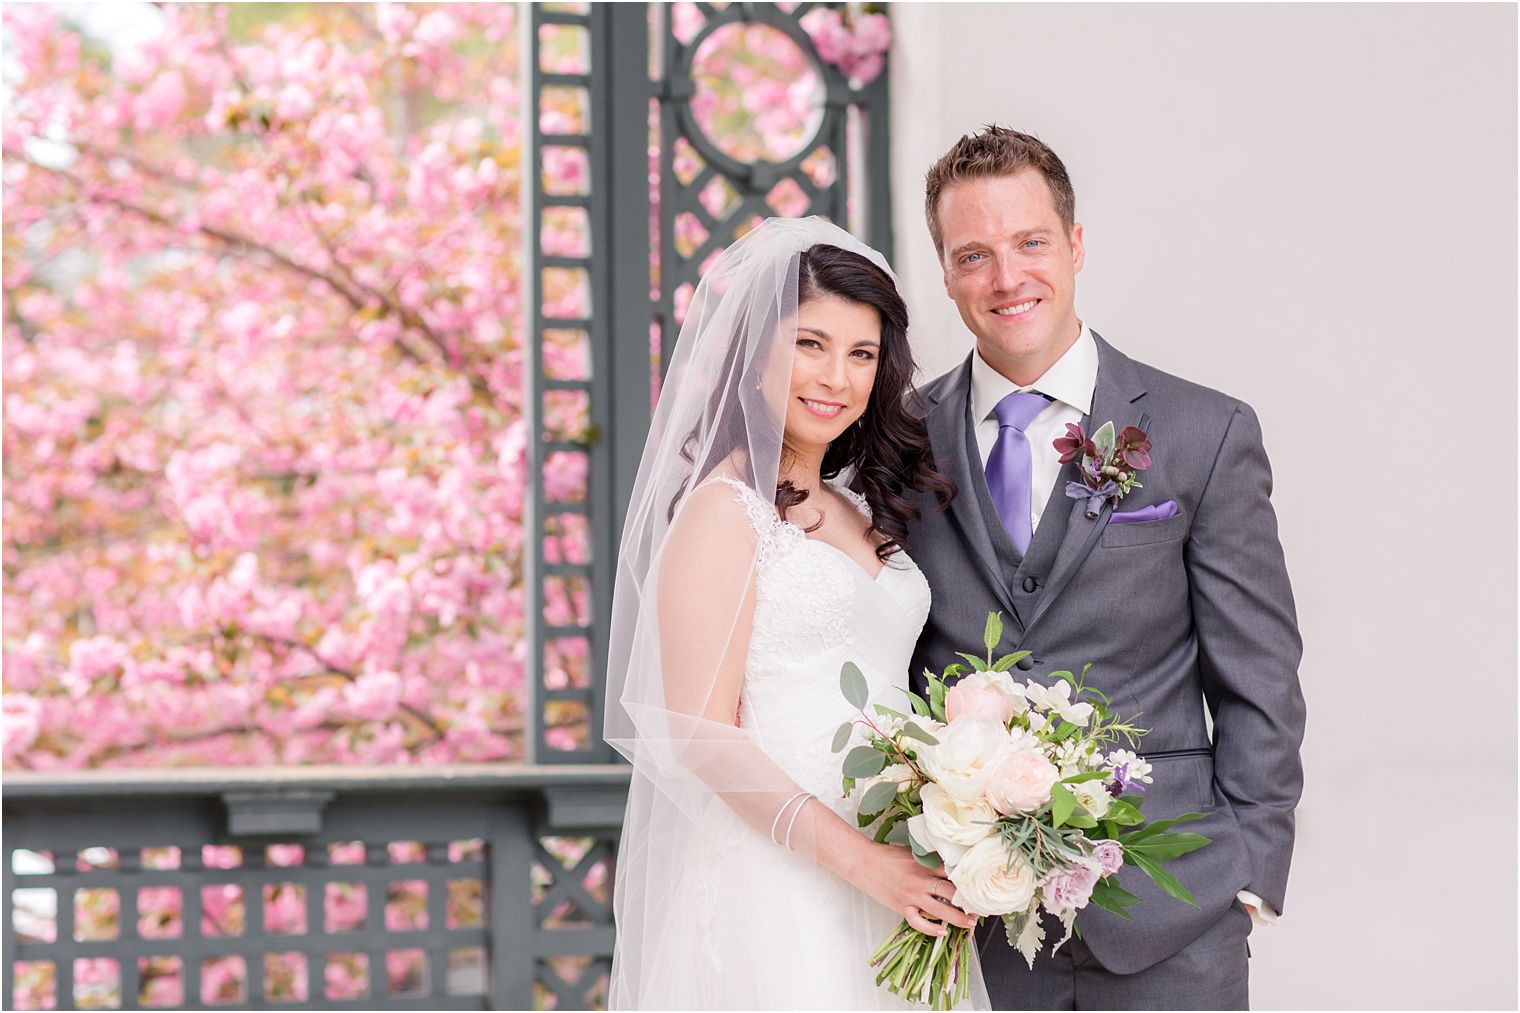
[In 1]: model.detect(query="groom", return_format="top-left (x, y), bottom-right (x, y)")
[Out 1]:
top-left (905, 127), bottom-right (1306, 1009)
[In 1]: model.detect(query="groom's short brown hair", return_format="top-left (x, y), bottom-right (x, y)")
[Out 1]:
top-left (924, 126), bottom-right (1076, 256)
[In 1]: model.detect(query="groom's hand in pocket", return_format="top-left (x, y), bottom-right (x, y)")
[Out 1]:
top-left (845, 844), bottom-right (978, 936)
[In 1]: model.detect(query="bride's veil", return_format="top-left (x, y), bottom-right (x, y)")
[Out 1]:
top-left (603, 218), bottom-right (903, 1007)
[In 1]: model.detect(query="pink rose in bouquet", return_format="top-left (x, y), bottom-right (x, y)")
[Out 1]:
top-left (984, 745), bottom-right (1060, 815)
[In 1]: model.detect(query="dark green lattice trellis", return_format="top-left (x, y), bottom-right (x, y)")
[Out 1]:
top-left (524, 3), bottom-right (893, 766)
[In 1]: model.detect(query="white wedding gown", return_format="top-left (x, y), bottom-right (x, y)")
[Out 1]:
top-left (627, 476), bottom-right (967, 1010)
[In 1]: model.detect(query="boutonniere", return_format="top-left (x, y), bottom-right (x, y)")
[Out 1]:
top-left (1054, 420), bottom-right (1152, 517)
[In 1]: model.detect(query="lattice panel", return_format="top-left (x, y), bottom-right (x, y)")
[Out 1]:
top-left (7, 831), bottom-right (620, 1012)
top-left (8, 841), bottom-right (489, 1010)
top-left (529, 836), bottom-right (615, 1011)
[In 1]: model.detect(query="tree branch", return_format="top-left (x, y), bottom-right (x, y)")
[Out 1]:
top-left (251, 632), bottom-right (447, 744)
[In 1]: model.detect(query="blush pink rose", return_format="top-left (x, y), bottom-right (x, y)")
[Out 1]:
top-left (946, 681), bottom-right (1014, 724)
top-left (1041, 860), bottom-right (1102, 915)
top-left (1089, 839), bottom-right (1125, 876)
top-left (984, 746), bottom-right (1060, 815)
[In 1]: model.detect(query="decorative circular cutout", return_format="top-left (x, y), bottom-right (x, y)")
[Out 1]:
top-left (689, 23), bottom-right (824, 165)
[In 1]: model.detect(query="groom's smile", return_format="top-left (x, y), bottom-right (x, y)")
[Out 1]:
top-left (991, 298), bottom-right (1040, 318)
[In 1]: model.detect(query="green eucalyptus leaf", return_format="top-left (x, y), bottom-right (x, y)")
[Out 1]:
top-left (884, 821), bottom-right (912, 846)
top-left (858, 780), bottom-right (899, 816)
top-left (843, 745), bottom-right (887, 779)
top-left (831, 722), bottom-right (854, 753)
top-left (1059, 770), bottom-right (1111, 784)
top-left (983, 612), bottom-right (1004, 654)
top-left (840, 662), bottom-right (869, 710)
top-left (912, 848), bottom-right (942, 870)
top-left (898, 721), bottom-right (940, 746)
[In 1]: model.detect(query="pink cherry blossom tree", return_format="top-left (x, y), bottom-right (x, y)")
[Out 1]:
top-left (2, 2), bottom-right (550, 770)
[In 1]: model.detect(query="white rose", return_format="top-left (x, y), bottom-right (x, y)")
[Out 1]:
top-left (1069, 778), bottom-right (1113, 819)
top-left (917, 719), bottom-right (1016, 803)
top-left (907, 783), bottom-right (998, 868)
top-left (948, 837), bottom-right (1038, 917)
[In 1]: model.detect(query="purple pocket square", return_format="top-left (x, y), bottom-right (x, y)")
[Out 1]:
top-left (1108, 500), bottom-right (1179, 525)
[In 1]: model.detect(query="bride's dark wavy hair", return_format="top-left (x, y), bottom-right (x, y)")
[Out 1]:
top-left (779, 244), bottom-right (956, 560)
top-left (669, 244), bottom-right (956, 559)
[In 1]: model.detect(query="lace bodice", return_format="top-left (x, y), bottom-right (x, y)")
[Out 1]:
top-left (705, 476), bottom-right (932, 811)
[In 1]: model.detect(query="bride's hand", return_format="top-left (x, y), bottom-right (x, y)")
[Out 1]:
top-left (846, 841), bottom-right (978, 937)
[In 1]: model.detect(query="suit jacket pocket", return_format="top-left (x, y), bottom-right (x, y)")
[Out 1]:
top-left (1142, 749), bottom-right (1214, 813)
top-left (1099, 509), bottom-right (1188, 548)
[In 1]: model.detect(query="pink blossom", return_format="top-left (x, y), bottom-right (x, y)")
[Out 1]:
top-left (325, 954), bottom-right (367, 1001)
top-left (201, 956), bottom-right (245, 1004)
top-left (853, 13), bottom-right (893, 53)
top-left (3, 695), bottom-right (42, 761)
top-left (135, 72), bottom-right (186, 130)
top-left (263, 884), bottom-right (307, 934)
top-left (342, 670), bottom-right (403, 722)
top-left (138, 886), bottom-right (183, 939)
top-left (67, 636), bottom-right (129, 681)
top-left (325, 883), bottom-right (368, 933)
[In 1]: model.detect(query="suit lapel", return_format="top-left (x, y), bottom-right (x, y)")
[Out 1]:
top-left (1032, 332), bottom-right (1150, 634)
top-left (925, 357), bottom-right (1022, 625)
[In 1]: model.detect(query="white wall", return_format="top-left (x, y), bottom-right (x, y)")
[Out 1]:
top-left (889, 5), bottom-right (1517, 1009)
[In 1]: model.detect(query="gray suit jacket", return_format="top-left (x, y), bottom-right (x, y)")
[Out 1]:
top-left (904, 332), bottom-right (1306, 975)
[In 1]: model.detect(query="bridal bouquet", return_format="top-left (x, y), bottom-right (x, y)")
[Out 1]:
top-left (833, 613), bottom-right (1210, 1009)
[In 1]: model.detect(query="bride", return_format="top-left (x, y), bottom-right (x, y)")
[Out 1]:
top-left (605, 218), bottom-right (986, 1009)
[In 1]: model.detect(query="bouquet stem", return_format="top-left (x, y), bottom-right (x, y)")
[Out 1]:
top-left (868, 919), bottom-right (975, 1010)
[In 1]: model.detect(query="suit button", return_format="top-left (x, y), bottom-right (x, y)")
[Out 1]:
top-left (1022, 577), bottom-right (1038, 593)
top-left (1016, 656), bottom-right (1035, 671)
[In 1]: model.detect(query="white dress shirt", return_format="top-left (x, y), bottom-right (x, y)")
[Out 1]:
top-left (969, 322), bottom-right (1279, 928)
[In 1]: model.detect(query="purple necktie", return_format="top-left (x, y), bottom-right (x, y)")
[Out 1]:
top-left (985, 391), bottom-right (1050, 554)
